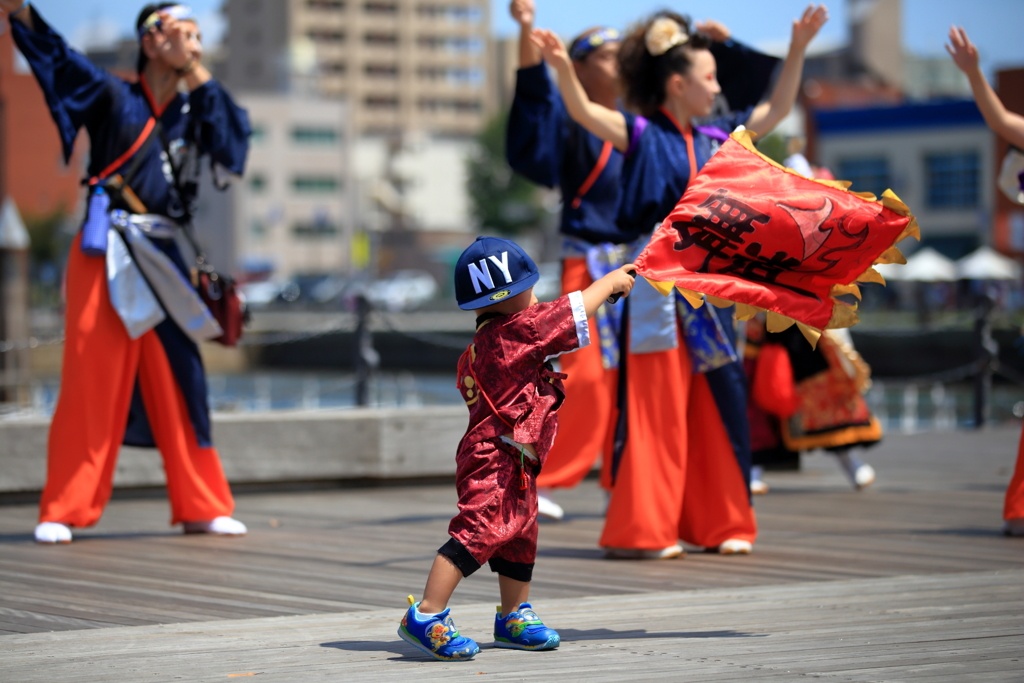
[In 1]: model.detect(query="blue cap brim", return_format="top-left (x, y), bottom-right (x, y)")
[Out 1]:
top-left (457, 272), bottom-right (540, 310)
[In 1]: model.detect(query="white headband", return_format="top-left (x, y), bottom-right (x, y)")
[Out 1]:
top-left (645, 17), bottom-right (689, 57)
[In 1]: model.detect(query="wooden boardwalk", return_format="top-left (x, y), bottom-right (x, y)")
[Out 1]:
top-left (1, 427), bottom-right (1022, 680)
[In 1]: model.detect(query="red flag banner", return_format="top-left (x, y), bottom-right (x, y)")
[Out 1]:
top-left (634, 131), bottom-right (919, 345)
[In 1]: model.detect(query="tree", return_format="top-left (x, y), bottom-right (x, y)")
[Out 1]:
top-left (755, 132), bottom-right (788, 166)
top-left (466, 110), bottom-right (543, 235)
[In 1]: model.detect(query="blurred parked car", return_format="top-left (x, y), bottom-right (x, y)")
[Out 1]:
top-left (239, 280), bottom-right (293, 307)
top-left (366, 269), bottom-right (439, 312)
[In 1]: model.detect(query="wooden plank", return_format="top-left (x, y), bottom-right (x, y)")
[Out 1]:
top-left (0, 571), bottom-right (1019, 682)
top-left (0, 427), bottom-right (1021, 641)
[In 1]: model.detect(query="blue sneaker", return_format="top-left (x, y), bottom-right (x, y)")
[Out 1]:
top-left (493, 603), bottom-right (560, 650)
top-left (398, 596), bottom-right (480, 661)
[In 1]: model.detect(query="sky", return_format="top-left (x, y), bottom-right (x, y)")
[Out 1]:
top-left (12, 0), bottom-right (1024, 77)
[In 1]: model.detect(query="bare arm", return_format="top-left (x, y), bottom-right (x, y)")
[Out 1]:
top-left (2, 0), bottom-right (36, 31)
top-left (531, 28), bottom-right (630, 152)
top-left (581, 265), bottom-right (636, 318)
top-left (510, 0), bottom-right (541, 68)
top-left (745, 5), bottom-right (828, 138)
top-left (947, 26), bottom-right (1024, 148)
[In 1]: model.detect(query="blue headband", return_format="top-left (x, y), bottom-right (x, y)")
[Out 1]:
top-left (138, 4), bottom-right (197, 39)
top-left (569, 27), bottom-right (621, 62)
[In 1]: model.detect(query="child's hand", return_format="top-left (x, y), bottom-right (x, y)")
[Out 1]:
top-left (530, 28), bottom-right (570, 71)
top-left (509, 0), bottom-right (535, 28)
top-left (945, 26), bottom-right (979, 75)
top-left (606, 264), bottom-right (637, 300)
top-left (695, 19), bottom-right (731, 43)
top-left (790, 4), bottom-right (828, 52)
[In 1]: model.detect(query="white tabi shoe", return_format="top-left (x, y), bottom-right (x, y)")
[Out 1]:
top-left (183, 516), bottom-right (247, 536)
top-left (718, 539), bottom-right (753, 555)
top-left (836, 452), bottom-right (876, 490)
top-left (35, 522), bottom-right (72, 544)
top-left (750, 465), bottom-right (769, 495)
top-left (603, 544), bottom-right (685, 560)
top-left (536, 489), bottom-right (565, 521)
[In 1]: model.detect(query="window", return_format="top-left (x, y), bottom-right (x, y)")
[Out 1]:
top-left (363, 1), bottom-right (398, 14)
top-left (837, 157), bottom-right (891, 197)
top-left (308, 0), bottom-right (345, 9)
top-left (322, 62), bottom-right (347, 75)
top-left (292, 176), bottom-right (341, 193)
top-left (418, 97), bottom-right (482, 113)
top-left (364, 32), bottom-right (399, 46)
top-left (418, 65), bottom-right (482, 85)
top-left (365, 63), bottom-right (399, 78)
top-left (417, 35), bottom-right (482, 53)
top-left (249, 174), bottom-right (267, 192)
top-left (250, 126), bottom-right (267, 143)
top-left (292, 127), bottom-right (340, 145)
top-left (293, 222), bottom-right (340, 237)
top-left (417, 4), bottom-right (481, 23)
top-left (925, 151), bottom-right (979, 209)
top-left (308, 29), bottom-right (345, 43)
top-left (365, 95), bottom-right (399, 109)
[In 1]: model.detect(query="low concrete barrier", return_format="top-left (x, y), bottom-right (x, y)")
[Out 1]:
top-left (0, 406), bottom-right (468, 493)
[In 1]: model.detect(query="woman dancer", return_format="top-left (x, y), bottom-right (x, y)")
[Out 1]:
top-left (506, 0), bottom-right (625, 520)
top-left (532, 5), bottom-right (828, 556)
top-left (947, 25), bottom-right (1024, 536)
top-left (507, 1), bottom-right (776, 521)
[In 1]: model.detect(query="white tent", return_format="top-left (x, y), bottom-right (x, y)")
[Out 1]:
top-left (956, 246), bottom-right (1021, 281)
top-left (878, 247), bottom-right (957, 282)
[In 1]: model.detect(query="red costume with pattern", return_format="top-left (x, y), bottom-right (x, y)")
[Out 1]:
top-left (448, 295), bottom-right (584, 569)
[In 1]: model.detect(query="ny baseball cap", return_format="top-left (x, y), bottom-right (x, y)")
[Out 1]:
top-left (454, 236), bottom-right (539, 310)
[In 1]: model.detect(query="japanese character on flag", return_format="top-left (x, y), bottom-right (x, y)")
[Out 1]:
top-left (634, 130), bottom-right (920, 347)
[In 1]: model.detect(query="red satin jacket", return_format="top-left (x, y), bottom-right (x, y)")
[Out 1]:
top-left (456, 295), bottom-right (587, 467)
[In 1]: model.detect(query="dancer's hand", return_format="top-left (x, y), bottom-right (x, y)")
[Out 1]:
top-left (509, 0), bottom-right (535, 28)
top-left (530, 28), bottom-right (570, 72)
top-left (157, 12), bottom-right (204, 72)
top-left (946, 25), bottom-right (980, 75)
top-left (791, 4), bottom-right (828, 51)
top-left (696, 19), bottom-right (731, 43)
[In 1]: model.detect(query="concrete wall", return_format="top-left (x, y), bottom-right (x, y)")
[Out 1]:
top-left (0, 406), bottom-right (468, 493)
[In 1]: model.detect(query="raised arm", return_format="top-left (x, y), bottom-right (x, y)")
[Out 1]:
top-left (510, 0), bottom-right (541, 68)
top-left (2, 0), bottom-right (35, 30)
top-left (5, 3), bottom-right (117, 162)
top-left (947, 26), bottom-right (1024, 148)
top-left (745, 5), bottom-right (828, 138)
top-left (531, 28), bottom-right (630, 152)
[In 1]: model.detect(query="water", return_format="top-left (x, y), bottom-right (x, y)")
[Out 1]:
top-left (10, 371), bottom-right (462, 419)
top-left (7, 374), bottom-right (1024, 432)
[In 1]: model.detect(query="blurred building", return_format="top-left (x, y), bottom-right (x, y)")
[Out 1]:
top-left (231, 94), bottom-right (352, 279)
top-left (0, 18), bottom-right (87, 223)
top-left (222, 0), bottom-right (491, 136)
top-left (814, 100), bottom-right (993, 258)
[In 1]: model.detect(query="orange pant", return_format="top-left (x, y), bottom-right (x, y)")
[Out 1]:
top-left (1005, 427), bottom-right (1024, 521)
top-left (537, 258), bottom-right (617, 490)
top-left (39, 235), bottom-right (235, 528)
top-left (599, 334), bottom-right (756, 550)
